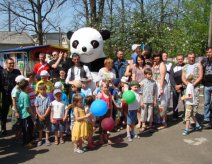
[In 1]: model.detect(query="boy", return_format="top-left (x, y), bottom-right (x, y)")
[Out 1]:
top-left (126, 80), bottom-right (141, 142)
top-left (80, 78), bottom-right (92, 97)
top-left (56, 68), bottom-right (69, 96)
top-left (140, 68), bottom-right (157, 132)
top-left (17, 80), bottom-right (34, 148)
top-left (36, 70), bottom-right (54, 93)
top-left (181, 74), bottom-right (202, 135)
top-left (34, 83), bottom-right (51, 146)
top-left (50, 89), bottom-right (69, 145)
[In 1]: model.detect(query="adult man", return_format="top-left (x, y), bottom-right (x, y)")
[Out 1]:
top-left (182, 52), bottom-right (203, 122)
top-left (34, 52), bottom-right (50, 75)
top-left (49, 51), bottom-right (64, 80)
top-left (0, 58), bottom-right (21, 135)
top-left (113, 49), bottom-right (128, 79)
top-left (131, 44), bottom-right (140, 64)
top-left (170, 54), bottom-right (185, 120)
top-left (201, 47), bottom-right (212, 129)
top-left (65, 53), bottom-right (92, 84)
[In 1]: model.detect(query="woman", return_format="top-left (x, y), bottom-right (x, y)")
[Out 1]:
top-left (152, 52), bottom-right (168, 129)
top-left (132, 55), bottom-right (147, 82)
top-left (131, 55), bottom-right (147, 129)
top-left (98, 58), bottom-right (116, 82)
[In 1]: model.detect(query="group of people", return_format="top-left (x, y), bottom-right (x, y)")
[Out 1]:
top-left (0, 45), bottom-right (211, 153)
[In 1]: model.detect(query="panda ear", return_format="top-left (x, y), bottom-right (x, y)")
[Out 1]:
top-left (100, 30), bottom-right (110, 40)
top-left (67, 31), bottom-right (74, 40)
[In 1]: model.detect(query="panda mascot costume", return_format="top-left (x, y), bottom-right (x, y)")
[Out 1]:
top-left (67, 27), bottom-right (110, 72)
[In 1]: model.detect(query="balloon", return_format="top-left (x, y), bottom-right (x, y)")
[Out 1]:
top-left (47, 93), bottom-right (55, 102)
top-left (122, 90), bottom-right (136, 104)
top-left (101, 117), bottom-right (115, 131)
top-left (90, 99), bottom-right (108, 117)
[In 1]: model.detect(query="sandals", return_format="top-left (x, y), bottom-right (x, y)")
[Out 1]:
top-left (60, 139), bottom-right (65, 144)
top-left (139, 127), bottom-right (146, 133)
top-left (55, 140), bottom-right (59, 145)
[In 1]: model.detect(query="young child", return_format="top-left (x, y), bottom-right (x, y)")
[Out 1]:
top-left (111, 78), bottom-right (122, 131)
top-left (17, 80), bottom-right (34, 148)
top-left (36, 70), bottom-right (54, 94)
top-left (126, 80), bottom-right (141, 142)
top-left (50, 89), bottom-right (69, 144)
top-left (80, 78), bottom-right (92, 97)
top-left (93, 77), bottom-right (101, 97)
top-left (34, 83), bottom-right (51, 146)
top-left (11, 75), bottom-right (26, 142)
top-left (84, 95), bottom-right (96, 149)
top-left (140, 68), bottom-right (157, 132)
top-left (97, 81), bottom-right (113, 144)
top-left (181, 75), bottom-right (202, 136)
top-left (56, 68), bottom-right (69, 96)
top-left (69, 80), bottom-right (85, 131)
top-left (72, 94), bottom-right (90, 153)
top-left (54, 81), bottom-right (69, 105)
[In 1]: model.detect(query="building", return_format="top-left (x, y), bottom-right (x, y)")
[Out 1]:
top-left (0, 31), bottom-right (35, 50)
top-left (32, 32), bottom-right (69, 49)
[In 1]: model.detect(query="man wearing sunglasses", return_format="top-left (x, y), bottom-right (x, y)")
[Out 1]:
top-left (0, 58), bottom-right (21, 135)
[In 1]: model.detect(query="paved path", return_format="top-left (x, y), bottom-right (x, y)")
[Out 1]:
top-left (1, 98), bottom-right (212, 164)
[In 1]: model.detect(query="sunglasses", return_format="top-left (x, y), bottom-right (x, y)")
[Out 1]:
top-left (8, 62), bottom-right (14, 65)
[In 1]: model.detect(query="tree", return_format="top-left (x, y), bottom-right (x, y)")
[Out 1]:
top-left (0, 0), bottom-right (67, 45)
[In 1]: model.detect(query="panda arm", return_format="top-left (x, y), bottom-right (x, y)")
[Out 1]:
top-left (84, 65), bottom-right (92, 80)
top-left (65, 69), bottom-right (72, 84)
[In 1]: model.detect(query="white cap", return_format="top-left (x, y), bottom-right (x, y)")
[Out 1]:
top-left (40, 70), bottom-right (50, 77)
top-left (53, 89), bottom-right (62, 95)
top-left (121, 76), bottom-right (128, 83)
top-left (131, 44), bottom-right (140, 51)
top-left (15, 75), bottom-right (26, 83)
top-left (54, 81), bottom-right (63, 89)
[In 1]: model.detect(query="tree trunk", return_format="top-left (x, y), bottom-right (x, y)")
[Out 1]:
top-left (37, 0), bottom-right (43, 45)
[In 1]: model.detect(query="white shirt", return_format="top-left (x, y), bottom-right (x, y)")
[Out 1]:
top-left (98, 68), bottom-right (116, 81)
top-left (185, 83), bottom-right (195, 105)
top-left (128, 91), bottom-right (141, 111)
top-left (165, 62), bottom-right (172, 83)
top-left (65, 65), bottom-right (92, 84)
top-left (50, 100), bottom-right (67, 120)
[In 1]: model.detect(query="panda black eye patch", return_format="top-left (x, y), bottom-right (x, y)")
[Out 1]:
top-left (91, 40), bottom-right (99, 49)
top-left (72, 40), bottom-right (79, 48)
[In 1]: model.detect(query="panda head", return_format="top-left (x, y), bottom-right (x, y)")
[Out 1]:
top-left (67, 27), bottom-right (110, 63)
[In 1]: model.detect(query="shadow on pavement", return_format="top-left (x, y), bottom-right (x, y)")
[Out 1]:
top-left (0, 133), bottom-right (49, 163)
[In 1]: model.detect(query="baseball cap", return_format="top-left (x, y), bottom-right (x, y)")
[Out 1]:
top-left (53, 89), bottom-right (62, 95)
top-left (40, 70), bottom-right (50, 77)
top-left (130, 80), bottom-right (140, 87)
top-left (80, 78), bottom-right (89, 82)
top-left (54, 81), bottom-right (63, 89)
top-left (121, 76), bottom-right (128, 83)
top-left (70, 80), bottom-right (82, 88)
top-left (112, 78), bottom-right (120, 87)
top-left (15, 75), bottom-right (26, 83)
top-left (132, 44), bottom-right (140, 51)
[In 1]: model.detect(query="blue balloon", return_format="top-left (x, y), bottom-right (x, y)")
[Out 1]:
top-left (90, 99), bottom-right (108, 117)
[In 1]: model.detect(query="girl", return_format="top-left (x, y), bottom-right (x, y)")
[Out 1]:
top-left (97, 81), bottom-right (113, 144)
top-left (72, 94), bottom-right (90, 153)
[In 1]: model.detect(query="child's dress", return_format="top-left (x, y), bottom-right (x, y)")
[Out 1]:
top-left (72, 107), bottom-right (89, 142)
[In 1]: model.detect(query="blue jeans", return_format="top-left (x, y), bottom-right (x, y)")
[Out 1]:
top-left (204, 86), bottom-right (212, 122)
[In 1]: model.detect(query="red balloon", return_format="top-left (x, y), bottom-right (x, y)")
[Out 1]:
top-left (101, 118), bottom-right (115, 131)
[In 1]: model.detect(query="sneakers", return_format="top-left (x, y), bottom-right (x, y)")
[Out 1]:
top-left (182, 129), bottom-right (189, 136)
top-left (45, 139), bottom-right (51, 146)
top-left (37, 140), bottom-right (42, 147)
top-left (132, 134), bottom-right (140, 139)
top-left (60, 139), bottom-right (65, 144)
top-left (203, 123), bottom-right (212, 129)
top-left (24, 142), bottom-right (34, 149)
top-left (195, 125), bottom-right (202, 131)
top-left (74, 148), bottom-right (84, 153)
top-left (202, 120), bottom-right (210, 125)
top-left (127, 137), bottom-right (133, 142)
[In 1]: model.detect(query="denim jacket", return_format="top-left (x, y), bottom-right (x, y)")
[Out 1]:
top-left (113, 58), bottom-right (128, 79)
